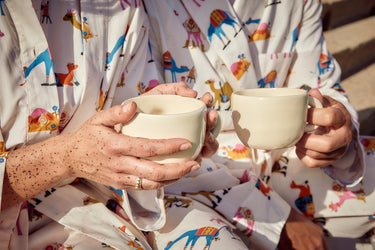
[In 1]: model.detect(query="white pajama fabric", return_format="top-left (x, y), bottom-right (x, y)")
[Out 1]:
top-left (0, 0), bottom-right (374, 249)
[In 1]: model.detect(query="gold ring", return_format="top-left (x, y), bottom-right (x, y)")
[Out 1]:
top-left (135, 177), bottom-right (143, 190)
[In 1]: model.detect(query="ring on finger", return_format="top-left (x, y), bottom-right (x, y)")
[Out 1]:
top-left (135, 177), bottom-right (143, 190)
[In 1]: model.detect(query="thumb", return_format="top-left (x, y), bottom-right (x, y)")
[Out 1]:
top-left (307, 88), bottom-right (324, 104)
top-left (90, 102), bottom-right (138, 127)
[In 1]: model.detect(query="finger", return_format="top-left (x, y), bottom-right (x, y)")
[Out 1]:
top-left (199, 92), bottom-right (214, 108)
top-left (295, 149), bottom-right (338, 168)
top-left (104, 134), bottom-right (193, 158)
top-left (200, 132), bottom-right (219, 158)
top-left (307, 106), bottom-right (346, 128)
top-left (307, 88), bottom-right (324, 103)
top-left (116, 156), bottom-right (200, 181)
top-left (206, 109), bottom-right (218, 131)
top-left (90, 102), bottom-right (137, 128)
top-left (295, 145), bottom-right (348, 161)
top-left (296, 127), bottom-right (352, 153)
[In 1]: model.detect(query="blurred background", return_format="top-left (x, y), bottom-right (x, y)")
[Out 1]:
top-left (322, 0), bottom-right (375, 136)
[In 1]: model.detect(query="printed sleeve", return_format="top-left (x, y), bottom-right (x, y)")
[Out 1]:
top-left (285, 0), bottom-right (364, 187)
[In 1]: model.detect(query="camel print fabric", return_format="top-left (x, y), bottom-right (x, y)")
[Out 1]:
top-left (0, 0), bottom-right (375, 249)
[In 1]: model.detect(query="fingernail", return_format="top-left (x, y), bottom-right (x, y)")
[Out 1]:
top-left (190, 164), bottom-right (200, 172)
top-left (180, 142), bottom-right (192, 151)
top-left (122, 102), bottom-right (132, 112)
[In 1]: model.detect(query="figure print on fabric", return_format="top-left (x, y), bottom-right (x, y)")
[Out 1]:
top-left (221, 143), bottom-right (252, 160)
top-left (23, 48), bottom-right (56, 86)
top-left (231, 54), bottom-right (251, 80)
top-left (249, 22), bottom-right (272, 42)
top-left (331, 82), bottom-right (346, 94)
top-left (289, 23), bottom-right (300, 52)
top-left (106, 199), bottom-right (131, 222)
top-left (119, 0), bottom-right (141, 10)
top-left (317, 53), bottom-right (333, 75)
top-left (0, 0), bottom-right (5, 16)
top-left (55, 63), bottom-right (80, 86)
top-left (163, 51), bottom-right (189, 82)
top-left (164, 226), bottom-right (237, 250)
top-left (239, 170), bottom-right (251, 183)
top-left (45, 242), bottom-right (73, 250)
top-left (258, 70), bottom-right (277, 88)
top-left (264, 0), bottom-right (282, 8)
top-left (328, 182), bottom-right (366, 212)
top-left (182, 188), bottom-right (232, 209)
top-left (204, 79), bottom-right (233, 110)
top-left (148, 39), bottom-right (154, 62)
top-left (117, 72), bottom-right (126, 87)
top-left (28, 106), bottom-right (59, 133)
top-left (272, 156), bottom-right (289, 177)
top-left (255, 178), bottom-right (272, 200)
top-left (182, 18), bottom-right (206, 52)
top-left (208, 9), bottom-right (243, 50)
top-left (137, 79), bottom-right (159, 94)
top-left (105, 26), bottom-right (129, 70)
top-left (361, 137), bottom-right (375, 155)
top-left (0, 29), bottom-right (3, 37)
top-left (185, 67), bottom-right (196, 83)
top-left (40, 0), bottom-right (52, 24)
top-left (83, 196), bottom-right (100, 205)
top-left (233, 206), bottom-right (255, 237)
top-left (97, 79), bottom-right (108, 111)
top-left (191, 0), bottom-right (205, 7)
top-left (164, 196), bottom-right (193, 208)
top-left (290, 180), bottom-right (315, 218)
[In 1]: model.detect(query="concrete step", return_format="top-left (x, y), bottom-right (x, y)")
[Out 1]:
top-left (324, 15), bottom-right (375, 79)
top-left (341, 62), bottom-right (375, 136)
top-left (322, 0), bottom-right (375, 30)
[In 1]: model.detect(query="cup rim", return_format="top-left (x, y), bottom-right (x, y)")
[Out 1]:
top-left (233, 88), bottom-right (307, 98)
top-left (122, 94), bottom-right (206, 117)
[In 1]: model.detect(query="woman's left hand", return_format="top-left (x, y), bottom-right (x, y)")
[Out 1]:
top-left (145, 82), bottom-right (219, 160)
top-left (295, 89), bottom-right (354, 168)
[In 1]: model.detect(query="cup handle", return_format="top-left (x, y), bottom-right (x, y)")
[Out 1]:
top-left (305, 96), bottom-right (323, 132)
top-left (211, 114), bottom-right (222, 138)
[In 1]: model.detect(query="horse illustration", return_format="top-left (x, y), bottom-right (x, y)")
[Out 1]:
top-left (23, 48), bottom-right (56, 85)
top-left (165, 226), bottom-right (235, 249)
top-left (208, 9), bottom-right (242, 49)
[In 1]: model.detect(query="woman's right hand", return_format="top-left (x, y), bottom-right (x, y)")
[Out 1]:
top-left (65, 102), bottom-right (200, 190)
top-left (3, 102), bottom-right (199, 209)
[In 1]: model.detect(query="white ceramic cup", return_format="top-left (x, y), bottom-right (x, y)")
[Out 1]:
top-left (121, 95), bottom-right (215, 163)
top-left (232, 88), bottom-right (323, 150)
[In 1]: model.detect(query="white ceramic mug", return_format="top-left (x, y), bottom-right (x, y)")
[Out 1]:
top-left (232, 88), bottom-right (323, 150)
top-left (121, 95), bottom-right (218, 163)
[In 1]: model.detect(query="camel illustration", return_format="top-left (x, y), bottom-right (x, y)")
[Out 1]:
top-left (221, 144), bottom-right (251, 160)
top-left (290, 180), bottom-right (315, 218)
top-left (55, 63), bottom-right (79, 86)
top-left (208, 9), bottom-right (242, 49)
top-left (204, 79), bottom-right (233, 110)
top-left (163, 51), bottom-right (189, 82)
top-left (230, 54), bottom-right (251, 80)
top-left (233, 206), bottom-right (255, 237)
top-left (258, 70), bottom-right (277, 88)
top-left (329, 182), bottom-right (366, 212)
top-left (0, 0), bottom-right (5, 16)
top-left (249, 22), bottom-right (272, 42)
top-left (63, 10), bottom-right (97, 42)
top-left (165, 226), bottom-right (235, 250)
top-left (23, 48), bottom-right (56, 85)
top-left (182, 18), bottom-right (206, 52)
